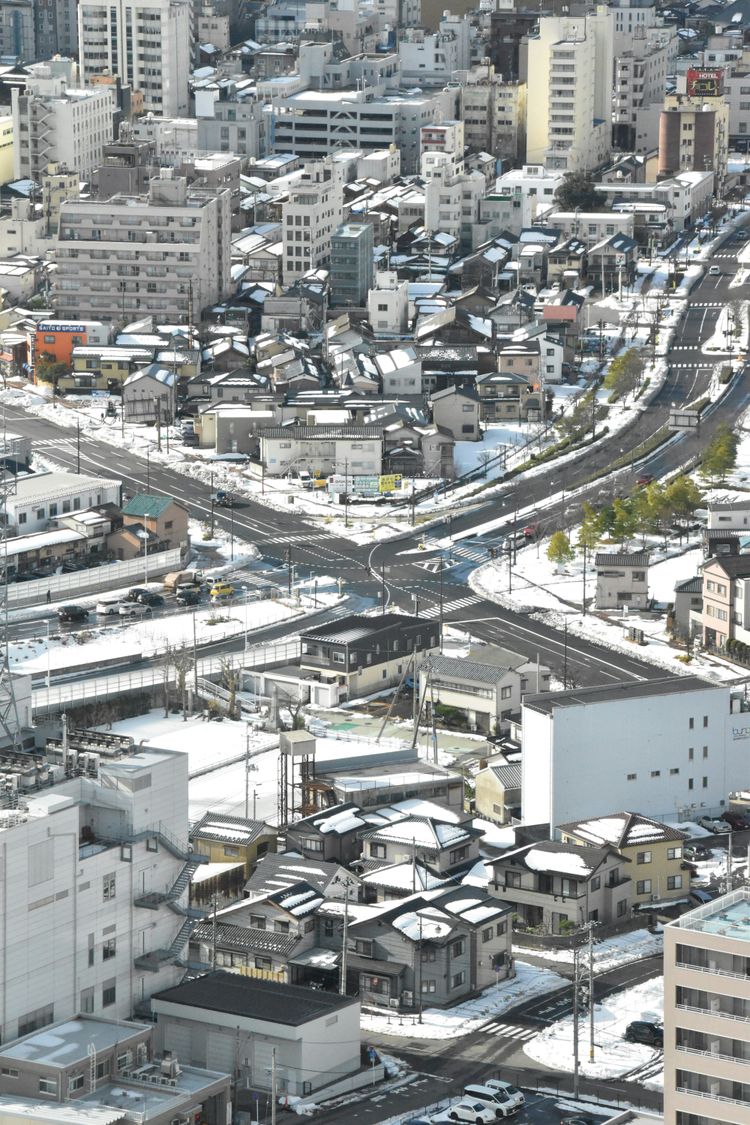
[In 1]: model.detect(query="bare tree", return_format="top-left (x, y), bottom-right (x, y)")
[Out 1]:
top-left (220, 657), bottom-right (240, 720)
top-left (172, 645), bottom-right (194, 721)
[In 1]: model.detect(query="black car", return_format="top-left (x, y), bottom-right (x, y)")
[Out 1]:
top-left (176, 588), bottom-right (202, 607)
top-left (125, 587), bottom-right (150, 602)
top-left (137, 592), bottom-right (164, 607)
top-left (625, 1021), bottom-right (663, 1047)
top-left (57, 604), bottom-right (89, 623)
top-left (684, 844), bottom-right (711, 862)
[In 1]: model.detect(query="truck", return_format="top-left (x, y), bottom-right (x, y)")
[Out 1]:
top-left (211, 490), bottom-right (233, 507)
top-left (163, 568), bottom-right (202, 592)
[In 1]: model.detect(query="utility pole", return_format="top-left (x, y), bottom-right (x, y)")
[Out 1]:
top-left (211, 892), bottom-right (218, 970)
top-left (344, 458), bottom-right (349, 528)
top-left (381, 561), bottom-right (386, 615)
top-left (563, 619), bottom-right (569, 689)
top-left (192, 609), bottom-right (198, 698)
top-left (146, 448), bottom-right (151, 492)
top-left (588, 922), bottom-right (595, 1063)
top-left (271, 1048), bottom-right (277, 1125)
top-left (573, 946), bottom-right (580, 1100)
top-left (286, 547), bottom-right (293, 597)
top-left (244, 725), bottom-right (250, 818)
top-left (156, 400), bottom-right (162, 453)
top-left (230, 502), bottom-right (234, 563)
top-left (439, 559), bottom-right (444, 641)
top-left (339, 888), bottom-right (349, 995)
top-left (76, 418), bottom-right (80, 474)
top-left (582, 545), bottom-right (587, 615)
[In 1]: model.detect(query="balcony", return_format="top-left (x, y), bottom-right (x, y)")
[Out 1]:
top-left (677, 1043), bottom-right (750, 1067)
top-left (677, 1002), bottom-right (750, 1025)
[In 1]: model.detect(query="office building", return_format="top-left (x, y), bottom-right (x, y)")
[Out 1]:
top-left (53, 170), bottom-right (231, 323)
top-left (521, 677), bottom-right (746, 829)
top-left (330, 222), bottom-right (374, 308)
top-left (664, 887), bottom-right (750, 1124)
top-left (195, 81), bottom-right (266, 159)
top-left (281, 159), bottom-right (344, 285)
top-left (658, 89), bottom-right (729, 193)
top-left (525, 7), bottom-right (613, 173)
top-left (11, 67), bottom-right (114, 182)
top-left (0, 725), bottom-right (203, 1044)
top-left (78, 0), bottom-right (191, 116)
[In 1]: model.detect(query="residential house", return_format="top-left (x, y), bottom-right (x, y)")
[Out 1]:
top-left (587, 232), bottom-right (638, 293)
top-left (358, 813), bottom-right (482, 878)
top-left (671, 575), bottom-right (702, 641)
top-left (108, 493), bottom-right (189, 560)
top-left (429, 384), bottom-right (481, 441)
top-left (122, 364), bottom-right (178, 424)
top-left (595, 552), bottom-right (650, 610)
top-left (67, 345), bottom-right (155, 393)
top-left (245, 853), bottom-right (361, 903)
top-left (190, 813), bottom-right (277, 879)
top-left (284, 803), bottom-right (368, 866)
top-left (359, 860), bottom-right (452, 902)
top-left (421, 652), bottom-right (550, 734)
top-left (700, 555), bottom-right (750, 650)
top-left (546, 237), bottom-right (588, 289)
top-left (5, 472), bottom-right (121, 535)
top-left (558, 811), bottom-right (689, 909)
top-left (489, 841), bottom-right (632, 933)
top-left (342, 885), bottom-right (513, 1009)
top-left (258, 426), bottom-right (383, 478)
top-left (475, 370), bottom-right (545, 422)
top-left (475, 759), bottom-right (522, 825)
top-left (311, 756), bottom-right (465, 811)
top-left (299, 614), bottom-right (440, 698)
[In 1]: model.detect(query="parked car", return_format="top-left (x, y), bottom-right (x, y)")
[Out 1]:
top-left (210, 582), bottom-right (235, 600)
top-left (57, 605), bottom-right (89, 623)
top-left (118, 603), bottom-right (152, 618)
top-left (125, 587), bottom-right (150, 602)
top-left (561, 1116), bottom-right (597, 1125)
top-left (722, 810), bottom-right (750, 830)
top-left (96, 599), bottom-right (124, 616)
top-left (482, 1081), bottom-right (524, 1111)
top-left (697, 815), bottom-right (728, 834)
top-left (463, 1087), bottom-right (519, 1120)
top-left (625, 1021), bottom-right (663, 1047)
top-left (285, 469), bottom-right (313, 489)
top-left (448, 1100), bottom-right (497, 1124)
top-left (684, 844), bottom-right (711, 862)
top-left (176, 588), bottom-right (202, 607)
top-left (182, 432), bottom-right (199, 447)
top-left (138, 592), bottom-right (164, 607)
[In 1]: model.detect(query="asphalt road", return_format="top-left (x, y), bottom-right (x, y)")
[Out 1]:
top-left (4, 238), bottom-right (747, 687)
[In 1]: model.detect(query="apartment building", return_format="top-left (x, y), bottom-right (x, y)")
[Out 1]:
top-left (53, 170), bottom-right (231, 323)
top-left (0, 725), bottom-right (204, 1044)
top-left (664, 888), bottom-right (750, 1125)
top-left (281, 159), bottom-right (344, 285)
top-left (11, 68), bottom-right (115, 183)
top-left (699, 555), bottom-right (750, 650)
top-left (658, 92), bottom-right (729, 191)
top-left (78, 0), bottom-right (191, 116)
top-left (195, 83), bottom-right (266, 160)
top-left (458, 66), bottom-right (527, 162)
top-left (613, 24), bottom-right (678, 150)
top-left (521, 677), bottom-right (746, 829)
top-left (525, 7), bottom-right (613, 173)
top-left (330, 222), bottom-right (374, 307)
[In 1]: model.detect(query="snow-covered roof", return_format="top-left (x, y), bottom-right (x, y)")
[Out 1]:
top-left (393, 907), bottom-right (454, 942)
top-left (559, 811), bottom-right (687, 849)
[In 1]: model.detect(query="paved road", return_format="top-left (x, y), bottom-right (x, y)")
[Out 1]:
top-left (4, 239), bottom-right (746, 686)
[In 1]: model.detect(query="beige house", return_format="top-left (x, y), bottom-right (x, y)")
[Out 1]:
top-left (109, 493), bottom-right (189, 561)
top-left (475, 758), bottom-right (522, 824)
top-left (595, 551), bottom-right (650, 610)
top-left (190, 813), bottom-right (277, 878)
top-left (664, 888), bottom-right (750, 1124)
top-left (700, 555), bottom-right (750, 650)
top-left (558, 811), bottom-right (689, 909)
top-left (422, 652), bottom-right (550, 733)
top-left (429, 385), bottom-right (481, 441)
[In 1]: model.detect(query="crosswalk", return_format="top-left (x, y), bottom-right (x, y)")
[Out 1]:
top-left (421, 594), bottom-right (483, 618)
top-left (451, 544), bottom-right (491, 565)
top-left (484, 1020), bottom-right (539, 1042)
top-left (668, 361), bottom-right (716, 368)
top-left (670, 344), bottom-right (702, 351)
top-left (690, 301), bottom-right (727, 308)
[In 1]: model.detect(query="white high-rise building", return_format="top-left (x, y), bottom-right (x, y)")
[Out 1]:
top-left (282, 159), bottom-right (344, 285)
top-left (11, 66), bottom-right (115, 183)
top-left (525, 5), bottom-right (613, 174)
top-left (78, 0), bottom-right (190, 116)
top-left (0, 723), bottom-right (202, 1043)
top-left (53, 170), bottom-right (231, 323)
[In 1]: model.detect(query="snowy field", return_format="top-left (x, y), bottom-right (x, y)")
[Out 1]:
top-left (524, 976), bottom-right (663, 1080)
top-left (360, 960), bottom-right (566, 1040)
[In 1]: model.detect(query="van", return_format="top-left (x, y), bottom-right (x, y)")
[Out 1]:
top-left (482, 1081), bottom-right (524, 1111)
top-left (210, 582), bottom-right (235, 600)
top-left (708, 265), bottom-right (721, 276)
top-left (462, 1085), bottom-right (519, 1119)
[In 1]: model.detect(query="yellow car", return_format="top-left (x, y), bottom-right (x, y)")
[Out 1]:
top-left (210, 582), bottom-right (235, 600)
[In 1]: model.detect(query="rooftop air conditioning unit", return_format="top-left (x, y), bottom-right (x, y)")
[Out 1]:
top-left (388, 998), bottom-right (399, 1008)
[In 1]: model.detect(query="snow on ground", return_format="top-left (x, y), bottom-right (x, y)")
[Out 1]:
top-left (516, 928), bottom-right (663, 974)
top-left (648, 548), bottom-right (703, 603)
top-left (360, 960), bottom-right (567, 1040)
top-left (523, 976), bottom-right (663, 1080)
top-left (9, 594), bottom-right (299, 674)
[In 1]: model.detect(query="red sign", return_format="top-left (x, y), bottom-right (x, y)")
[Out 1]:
top-left (686, 68), bottom-right (723, 97)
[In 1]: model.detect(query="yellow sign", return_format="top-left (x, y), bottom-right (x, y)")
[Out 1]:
top-left (379, 474), bottom-right (402, 493)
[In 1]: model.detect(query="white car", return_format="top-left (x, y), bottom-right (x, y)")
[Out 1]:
top-left (96, 599), bottom-right (124, 616)
top-left (483, 1081), bottom-right (525, 1111)
top-left (708, 265), bottom-right (721, 276)
top-left (118, 603), bottom-right (152, 619)
top-left (448, 1101), bottom-right (496, 1125)
top-left (697, 815), bottom-right (727, 834)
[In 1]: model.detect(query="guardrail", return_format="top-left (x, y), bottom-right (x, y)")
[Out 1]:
top-left (8, 548), bottom-right (183, 608)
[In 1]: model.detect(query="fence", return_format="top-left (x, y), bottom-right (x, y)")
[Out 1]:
top-left (8, 548), bottom-right (183, 608)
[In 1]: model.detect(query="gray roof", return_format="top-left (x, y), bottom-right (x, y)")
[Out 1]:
top-left (191, 813), bottom-right (273, 846)
top-left (595, 552), bottom-right (650, 567)
top-left (428, 654), bottom-right (509, 685)
top-left (524, 675), bottom-right (717, 715)
top-left (153, 971), bottom-right (357, 1025)
top-left (494, 840), bottom-right (613, 877)
top-left (302, 613), bottom-right (420, 643)
top-left (674, 576), bottom-right (702, 594)
top-left (489, 763), bottom-right (522, 788)
top-left (245, 852), bottom-right (355, 897)
top-left (259, 425), bottom-right (382, 440)
top-left (191, 923), bottom-right (299, 956)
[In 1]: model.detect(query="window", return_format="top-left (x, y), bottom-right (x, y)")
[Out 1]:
top-left (504, 870), bottom-right (521, 888)
top-left (68, 1075), bottom-right (84, 1093)
top-left (636, 879), bottom-right (652, 894)
top-left (1, 1068), bottom-right (18, 1078)
top-left (224, 845), bottom-right (240, 857)
top-left (250, 915), bottom-right (266, 929)
top-left (667, 875), bottom-right (683, 890)
top-left (451, 970), bottom-right (466, 989)
top-left (102, 873), bottom-right (116, 901)
top-left (667, 846), bottom-right (682, 860)
top-left (561, 878), bottom-right (576, 896)
top-left (421, 979), bottom-right (436, 993)
top-left (370, 843), bottom-right (386, 858)
top-left (496, 921), bottom-right (506, 936)
top-left (354, 938), bottom-right (373, 956)
top-left (332, 651), bottom-right (345, 664)
top-left (102, 937), bottom-right (116, 961)
top-left (18, 1005), bottom-right (53, 1038)
top-left (688, 748), bottom-right (694, 761)
top-left (362, 974), bottom-right (388, 995)
top-left (703, 716), bottom-right (708, 727)
top-left (102, 980), bottom-right (116, 1007)
top-left (702, 776), bottom-right (708, 789)
top-left (39, 1078), bottom-right (57, 1095)
top-left (670, 768), bottom-right (679, 776)
top-left (451, 938), bottom-right (465, 958)
top-left (688, 778), bottom-right (694, 791)
top-left (650, 770), bottom-right (661, 778)
top-left (703, 746), bottom-right (708, 759)
top-left (689, 717), bottom-right (694, 730)
top-left (500, 686), bottom-right (512, 700)
top-left (637, 851), bottom-right (652, 865)
top-left (80, 987), bottom-right (94, 1013)
top-left (274, 920), bottom-right (290, 933)
top-left (449, 846), bottom-right (468, 864)
top-left (482, 927), bottom-right (493, 942)
top-left (323, 918), bottom-right (334, 937)
top-left (95, 1060), bottom-right (110, 1081)
top-left (421, 947), bottom-right (436, 962)
top-left (627, 773), bottom-right (637, 781)
top-left (591, 876), bottom-right (601, 891)
top-left (617, 899), bottom-right (627, 917)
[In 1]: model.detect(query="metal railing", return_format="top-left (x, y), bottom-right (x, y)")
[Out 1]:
top-left (7, 548), bottom-right (183, 607)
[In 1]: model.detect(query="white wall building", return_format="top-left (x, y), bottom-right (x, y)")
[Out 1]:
top-left (11, 68), bottom-right (114, 183)
top-left (282, 159), bottom-right (344, 285)
top-left (6, 472), bottom-right (121, 534)
top-left (78, 0), bottom-right (191, 116)
top-left (0, 733), bottom-right (197, 1044)
top-left (613, 24), bottom-right (678, 149)
top-left (367, 271), bottom-right (409, 336)
top-left (525, 7), bottom-right (613, 173)
top-left (53, 170), bottom-right (231, 324)
top-left (130, 114), bottom-right (199, 163)
top-left (522, 677), bottom-right (745, 829)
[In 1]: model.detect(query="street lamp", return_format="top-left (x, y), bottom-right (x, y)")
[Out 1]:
top-left (143, 516), bottom-right (151, 583)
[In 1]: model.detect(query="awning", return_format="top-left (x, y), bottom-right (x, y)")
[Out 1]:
top-left (288, 947), bottom-right (340, 971)
top-left (348, 954), bottom-right (407, 977)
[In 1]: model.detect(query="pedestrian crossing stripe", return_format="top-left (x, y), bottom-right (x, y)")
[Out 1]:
top-left (690, 302), bottom-right (729, 308)
top-left (421, 596), bottom-right (482, 618)
top-left (484, 1022), bottom-right (538, 1041)
top-left (668, 361), bottom-right (719, 368)
top-left (452, 545), bottom-right (489, 563)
